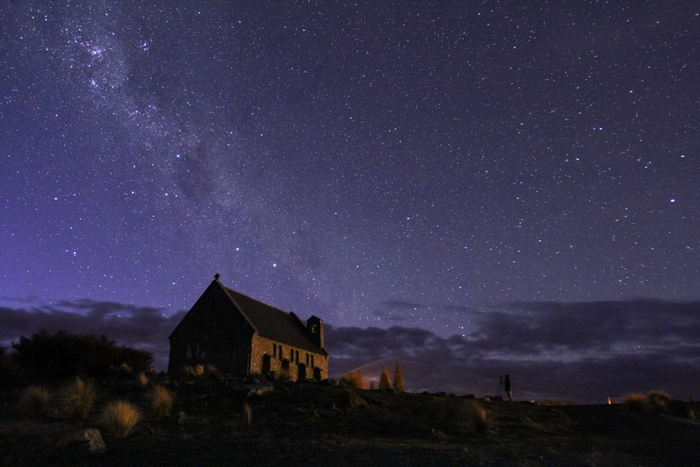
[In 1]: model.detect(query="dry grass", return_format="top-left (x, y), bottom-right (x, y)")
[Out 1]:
top-left (63, 377), bottom-right (96, 421)
top-left (623, 393), bottom-right (648, 411)
top-left (243, 402), bottom-right (252, 426)
top-left (102, 400), bottom-right (141, 438)
top-left (148, 385), bottom-right (174, 417)
top-left (470, 402), bottom-right (495, 434)
top-left (18, 386), bottom-right (51, 418)
top-left (183, 364), bottom-right (205, 377)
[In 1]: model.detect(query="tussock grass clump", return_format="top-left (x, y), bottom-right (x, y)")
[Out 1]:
top-left (63, 377), bottom-right (96, 421)
top-left (148, 385), bottom-right (174, 417)
top-left (102, 400), bottom-right (141, 438)
top-left (182, 364), bottom-right (204, 377)
top-left (470, 402), bottom-right (495, 434)
top-left (18, 386), bottom-right (51, 417)
top-left (623, 393), bottom-right (648, 411)
top-left (243, 402), bottom-right (252, 426)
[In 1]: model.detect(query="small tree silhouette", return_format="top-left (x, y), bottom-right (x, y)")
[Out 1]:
top-left (379, 368), bottom-right (391, 390)
top-left (393, 362), bottom-right (404, 393)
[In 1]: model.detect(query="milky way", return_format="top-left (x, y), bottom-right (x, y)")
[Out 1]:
top-left (2, 2), bottom-right (699, 335)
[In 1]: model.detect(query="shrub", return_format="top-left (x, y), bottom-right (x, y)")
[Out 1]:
top-left (11, 330), bottom-right (152, 381)
top-left (136, 372), bottom-right (149, 387)
top-left (102, 401), bottom-right (141, 438)
top-left (148, 385), bottom-right (174, 417)
top-left (648, 390), bottom-right (671, 412)
top-left (63, 377), bottom-right (96, 422)
top-left (0, 346), bottom-right (24, 388)
top-left (18, 386), bottom-right (51, 417)
top-left (623, 393), bottom-right (648, 411)
top-left (340, 371), bottom-right (364, 389)
top-left (182, 364), bottom-right (204, 377)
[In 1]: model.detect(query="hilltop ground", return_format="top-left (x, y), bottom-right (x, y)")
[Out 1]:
top-left (1, 374), bottom-right (699, 466)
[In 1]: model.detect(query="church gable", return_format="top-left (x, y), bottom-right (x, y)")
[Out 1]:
top-left (168, 275), bottom-right (329, 381)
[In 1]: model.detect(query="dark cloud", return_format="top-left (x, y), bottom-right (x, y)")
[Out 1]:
top-left (326, 299), bottom-right (700, 403)
top-left (2, 298), bottom-right (698, 403)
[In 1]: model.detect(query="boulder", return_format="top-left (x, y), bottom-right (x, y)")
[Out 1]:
top-left (55, 428), bottom-right (107, 456)
top-left (246, 381), bottom-right (274, 397)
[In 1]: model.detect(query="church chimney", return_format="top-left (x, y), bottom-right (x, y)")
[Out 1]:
top-left (306, 316), bottom-right (324, 349)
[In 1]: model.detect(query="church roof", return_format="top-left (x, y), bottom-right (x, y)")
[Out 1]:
top-left (218, 280), bottom-right (327, 356)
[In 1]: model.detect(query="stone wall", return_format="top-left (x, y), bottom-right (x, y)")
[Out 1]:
top-left (250, 334), bottom-right (328, 382)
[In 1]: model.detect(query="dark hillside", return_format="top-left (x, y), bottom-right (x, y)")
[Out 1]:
top-left (1, 374), bottom-right (699, 466)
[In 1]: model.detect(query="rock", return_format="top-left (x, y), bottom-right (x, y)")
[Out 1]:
top-left (129, 424), bottom-right (154, 439)
top-left (246, 381), bottom-right (274, 397)
top-left (55, 428), bottom-right (107, 456)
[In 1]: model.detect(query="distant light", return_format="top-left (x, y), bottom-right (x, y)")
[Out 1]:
top-left (670, 199), bottom-right (676, 203)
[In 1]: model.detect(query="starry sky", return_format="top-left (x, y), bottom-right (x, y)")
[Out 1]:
top-left (1, 1), bottom-right (699, 402)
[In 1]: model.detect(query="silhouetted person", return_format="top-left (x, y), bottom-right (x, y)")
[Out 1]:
top-left (504, 374), bottom-right (513, 402)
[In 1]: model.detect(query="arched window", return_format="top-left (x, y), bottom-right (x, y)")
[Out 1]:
top-left (279, 346), bottom-right (283, 361)
top-left (290, 348), bottom-right (293, 360)
top-left (306, 353), bottom-right (309, 366)
top-left (311, 355), bottom-right (315, 368)
top-left (295, 350), bottom-right (299, 364)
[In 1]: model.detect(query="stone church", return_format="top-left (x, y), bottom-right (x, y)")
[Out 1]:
top-left (168, 275), bottom-right (329, 381)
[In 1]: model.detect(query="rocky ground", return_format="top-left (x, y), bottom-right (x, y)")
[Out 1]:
top-left (1, 374), bottom-right (699, 466)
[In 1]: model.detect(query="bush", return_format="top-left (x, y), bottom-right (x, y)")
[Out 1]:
top-left (11, 330), bottom-right (152, 381)
top-left (102, 401), bottom-right (141, 438)
top-left (136, 372), bottom-right (149, 387)
top-left (648, 390), bottom-right (671, 412)
top-left (340, 371), bottom-right (365, 389)
top-left (63, 377), bottom-right (96, 422)
top-left (0, 346), bottom-right (24, 388)
top-left (148, 385), bottom-right (174, 417)
top-left (18, 386), bottom-right (51, 417)
top-left (182, 364), bottom-right (204, 377)
top-left (623, 393), bottom-right (648, 411)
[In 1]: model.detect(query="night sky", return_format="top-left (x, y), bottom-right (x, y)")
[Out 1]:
top-left (2, 1), bottom-right (699, 402)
